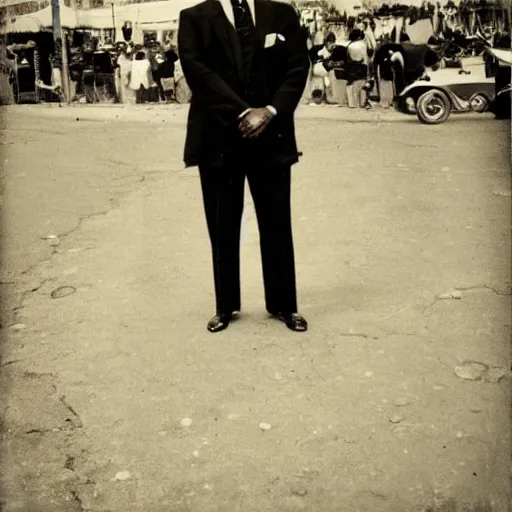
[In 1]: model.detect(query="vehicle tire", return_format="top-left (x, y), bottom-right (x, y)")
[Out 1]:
top-left (469, 93), bottom-right (490, 113)
top-left (416, 89), bottom-right (451, 124)
top-left (175, 76), bottom-right (191, 104)
top-left (492, 89), bottom-right (511, 119)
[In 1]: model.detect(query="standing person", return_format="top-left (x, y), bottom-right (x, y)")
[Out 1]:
top-left (129, 50), bottom-right (152, 104)
top-left (148, 45), bottom-right (164, 102)
top-left (346, 28), bottom-right (369, 108)
top-left (81, 45), bottom-right (97, 104)
top-left (117, 45), bottom-right (133, 104)
top-left (0, 41), bottom-right (16, 104)
top-left (159, 47), bottom-right (178, 102)
top-left (372, 41), bottom-right (403, 104)
top-left (178, 0), bottom-right (310, 333)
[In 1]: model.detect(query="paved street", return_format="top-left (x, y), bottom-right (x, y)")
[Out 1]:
top-left (0, 104), bottom-right (510, 512)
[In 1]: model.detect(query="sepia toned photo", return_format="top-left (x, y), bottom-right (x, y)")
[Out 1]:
top-left (0, 0), bottom-right (510, 509)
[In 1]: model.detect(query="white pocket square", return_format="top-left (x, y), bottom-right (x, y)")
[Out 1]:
top-left (264, 33), bottom-right (286, 48)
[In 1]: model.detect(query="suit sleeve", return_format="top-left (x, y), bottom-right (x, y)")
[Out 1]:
top-left (178, 9), bottom-right (250, 126)
top-left (270, 6), bottom-right (310, 116)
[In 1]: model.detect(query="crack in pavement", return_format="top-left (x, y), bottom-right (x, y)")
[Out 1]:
top-left (65, 455), bottom-right (76, 471)
top-left (1, 172), bottom-right (150, 507)
top-left (6, 196), bottom-right (125, 328)
top-left (18, 200), bottom-right (117, 280)
top-left (337, 332), bottom-right (373, 339)
top-left (22, 395), bottom-right (83, 436)
top-left (60, 396), bottom-right (83, 429)
top-left (423, 283), bottom-right (512, 313)
top-left (454, 284), bottom-right (512, 296)
top-left (8, 277), bottom-right (56, 326)
top-left (70, 490), bottom-right (86, 512)
top-left (0, 359), bottom-right (23, 368)
top-left (25, 427), bottom-right (78, 435)
top-left (55, 207), bottom-right (112, 242)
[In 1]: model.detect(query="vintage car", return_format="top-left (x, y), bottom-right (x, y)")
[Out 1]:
top-left (395, 55), bottom-right (496, 124)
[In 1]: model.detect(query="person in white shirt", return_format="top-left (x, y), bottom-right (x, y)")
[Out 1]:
top-left (346, 28), bottom-right (369, 108)
top-left (117, 46), bottom-right (133, 104)
top-left (321, 32), bottom-right (350, 106)
top-left (129, 50), bottom-right (153, 104)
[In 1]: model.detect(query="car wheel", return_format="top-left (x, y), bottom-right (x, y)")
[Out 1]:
top-left (469, 93), bottom-right (490, 113)
top-left (416, 89), bottom-right (451, 124)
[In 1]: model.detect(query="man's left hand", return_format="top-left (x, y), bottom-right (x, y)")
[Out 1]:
top-left (239, 108), bottom-right (274, 138)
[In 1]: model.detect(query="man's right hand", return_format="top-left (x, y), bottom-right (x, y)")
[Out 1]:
top-left (238, 108), bottom-right (274, 138)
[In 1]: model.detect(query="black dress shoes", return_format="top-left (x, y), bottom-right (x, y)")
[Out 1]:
top-left (269, 311), bottom-right (308, 332)
top-left (207, 312), bottom-right (237, 333)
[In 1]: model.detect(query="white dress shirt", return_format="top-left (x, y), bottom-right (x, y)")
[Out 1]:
top-left (129, 58), bottom-right (152, 90)
top-left (217, 0), bottom-right (256, 27)
top-left (347, 40), bottom-right (368, 64)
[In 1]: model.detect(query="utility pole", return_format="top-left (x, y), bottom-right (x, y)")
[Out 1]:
top-left (111, 2), bottom-right (116, 41)
top-left (51, 0), bottom-right (71, 104)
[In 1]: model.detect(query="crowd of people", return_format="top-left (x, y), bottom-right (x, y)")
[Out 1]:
top-left (66, 38), bottom-right (180, 104)
top-left (0, 34), bottom-right (183, 105)
top-left (1, 0), bottom-right (509, 108)
top-left (302, 7), bottom-right (510, 109)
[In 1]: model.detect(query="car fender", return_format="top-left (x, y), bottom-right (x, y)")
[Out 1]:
top-left (400, 84), bottom-right (469, 111)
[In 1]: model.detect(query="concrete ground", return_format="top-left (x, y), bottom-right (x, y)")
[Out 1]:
top-left (0, 104), bottom-right (510, 512)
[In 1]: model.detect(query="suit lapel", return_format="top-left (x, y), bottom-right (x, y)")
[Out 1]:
top-left (206, 0), bottom-right (272, 80)
top-left (254, 0), bottom-right (269, 49)
top-left (207, 0), bottom-right (243, 79)
top-left (242, 0), bottom-right (269, 74)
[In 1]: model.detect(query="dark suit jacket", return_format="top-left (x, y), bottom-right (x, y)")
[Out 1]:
top-left (178, 0), bottom-right (310, 168)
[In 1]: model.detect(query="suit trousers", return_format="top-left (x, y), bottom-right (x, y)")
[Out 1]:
top-left (199, 160), bottom-right (298, 315)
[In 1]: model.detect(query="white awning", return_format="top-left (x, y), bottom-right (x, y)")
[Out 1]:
top-left (1, 0), bottom-right (199, 33)
top-left (77, 6), bottom-right (117, 29)
top-left (29, 4), bottom-right (78, 27)
top-left (0, 4), bottom-right (78, 32)
top-left (1, 15), bottom-right (49, 33)
top-left (78, 0), bottom-right (198, 29)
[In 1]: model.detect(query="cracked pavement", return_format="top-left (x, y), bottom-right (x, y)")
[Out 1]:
top-left (0, 105), bottom-right (511, 511)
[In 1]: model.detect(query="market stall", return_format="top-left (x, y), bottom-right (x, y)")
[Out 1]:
top-left (2, 32), bottom-right (59, 103)
top-left (1, 4), bottom-right (79, 34)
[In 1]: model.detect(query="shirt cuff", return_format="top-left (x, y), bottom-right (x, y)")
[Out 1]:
top-left (238, 108), bottom-right (252, 119)
top-left (266, 105), bottom-right (277, 116)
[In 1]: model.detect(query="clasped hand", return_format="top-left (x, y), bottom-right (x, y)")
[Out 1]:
top-left (239, 108), bottom-right (273, 138)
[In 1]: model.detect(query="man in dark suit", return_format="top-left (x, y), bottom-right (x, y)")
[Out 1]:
top-left (178, 0), bottom-right (310, 333)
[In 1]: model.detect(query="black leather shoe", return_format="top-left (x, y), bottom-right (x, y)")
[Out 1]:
top-left (269, 311), bottom-right (308, 332)
top-left (207, 312), bottom-right (236, 333)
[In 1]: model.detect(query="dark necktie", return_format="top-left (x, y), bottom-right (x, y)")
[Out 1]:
top-left (230, 0), bottom-right (255, 33)
top-left (230, 0), bottom-right (256, 82)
